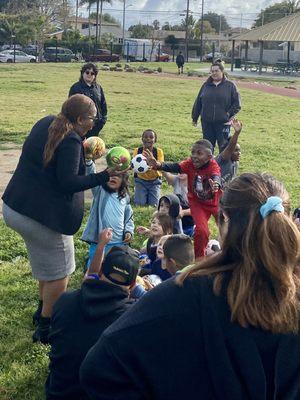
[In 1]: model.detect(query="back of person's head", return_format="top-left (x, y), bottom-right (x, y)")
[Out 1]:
top-left (163, 234), bottom-right (194, 274)
top-left (101, 246), bottom-right (139, 287)
top-left (80, 62), bottom-right (98, 79)
top-left (178, 172), bottom-right (300, 334)
top-left (44, 94), bottom-right (94, 166)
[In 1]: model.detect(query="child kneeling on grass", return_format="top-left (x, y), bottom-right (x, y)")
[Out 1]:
top-left (133, 129), bottom-right (164, 207)
top-left (145, 139), bottom-right (222, 259)
top-left (81, 161), bottom-right (134, 267)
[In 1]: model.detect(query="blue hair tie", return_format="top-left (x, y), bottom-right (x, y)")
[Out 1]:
top-left (260, 196), bottom-right (284, 219)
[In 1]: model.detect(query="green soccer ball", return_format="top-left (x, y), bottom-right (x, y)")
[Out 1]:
top-left (106, 146), bottom-right (131, 171)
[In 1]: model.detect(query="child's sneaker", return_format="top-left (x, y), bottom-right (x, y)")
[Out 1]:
top-left (32, 316), bottom-right (50, 344)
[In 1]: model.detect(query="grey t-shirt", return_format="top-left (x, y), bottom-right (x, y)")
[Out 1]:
top-left (215, 154), bottom-right (238, 184)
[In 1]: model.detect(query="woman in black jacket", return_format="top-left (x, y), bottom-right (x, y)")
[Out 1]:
top-left (2, 94), bottom-right (117, 344)
top-left (80, 172), bottom-right (300, 400)
top-left (69, 63), bottom-right (107, 138)
top-left (192, 62), bottom-right (241, 152)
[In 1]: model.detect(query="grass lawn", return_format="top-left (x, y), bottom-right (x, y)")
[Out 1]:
top-left (0, 63), bottom-right (299, 399)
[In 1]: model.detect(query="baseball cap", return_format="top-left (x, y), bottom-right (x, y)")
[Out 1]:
top-left (102, 246), bottom-right (139, 286)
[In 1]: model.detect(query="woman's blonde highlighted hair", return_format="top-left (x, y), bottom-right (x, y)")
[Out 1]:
top-left (177, 173), bottom-right (300, 334)
top-left (43, 94), bottom-right (94, 166)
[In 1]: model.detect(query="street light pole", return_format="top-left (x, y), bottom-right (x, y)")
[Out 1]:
top-left (185, 0), bottom-right (190, 62)
top-left (200, 0), bottom-right (204, 61)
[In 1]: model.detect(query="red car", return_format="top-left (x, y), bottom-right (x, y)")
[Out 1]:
top-left (156, 53), bottom-right (170, 62)
top-left (84, 48), bottom-right (120, 62)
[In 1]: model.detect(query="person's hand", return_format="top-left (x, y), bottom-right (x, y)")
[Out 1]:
top-left (123, 232), bottom-right (132, 243)
top-left (192, 121), bottom-right (197, 127)
top-left (98, 228), bottom-right (113, 245)
top-left (231, 118), bottom-right (242, 134)
top-left (136, 226), bottom-right (150, 235)
top-left (106, 166), bottom-right (130, 176)
top-left (143, 149), bottom-right (160, 170)
top-left (209, 179), bottom-right (220, 193)
top-left (142, 276), bottom-right (155, 291)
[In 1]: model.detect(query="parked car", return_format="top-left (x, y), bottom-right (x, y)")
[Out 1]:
top-left (156, 52), bottom-right (170, 62)
top-left (23, 44), bottom-right (38, 56)
top-left (1, 44), bottom-right (22, 51)
top-left (44, 47), bottom-right (76, 62)
top-left (84, 48), bottom-right (120, 62)
top-left (204, 52), bottom-right (223, 61)
top-left (0, 50), bottom-right (36, 63)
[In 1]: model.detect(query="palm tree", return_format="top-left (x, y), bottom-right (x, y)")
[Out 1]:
top-left (81, 0), bottom-right (112, 45)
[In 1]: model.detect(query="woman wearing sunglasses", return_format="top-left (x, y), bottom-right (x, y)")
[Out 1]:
top-left (2, 94), bottom-right (120, 345)
top-left (69, 63), bottom-right (107, 138)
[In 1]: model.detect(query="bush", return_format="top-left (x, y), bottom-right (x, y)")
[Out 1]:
top-left (157, 67), bottom-right (162, 73)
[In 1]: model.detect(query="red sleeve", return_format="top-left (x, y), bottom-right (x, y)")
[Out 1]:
top-left (179, 158), bottom-right (192, 174)
top-left (210, 159), bottom-right (221, 176)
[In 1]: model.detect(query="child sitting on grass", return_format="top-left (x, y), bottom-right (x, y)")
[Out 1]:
top-left (145, 139), bottom-right (222, 259)
top-left (133, 129), bottom-right (164, 207)
top-left (162, 234), bottom-right (195, 275)
top-left (215, 118), bottom-right (242, 184)
top-left (81, 161), bottom-right (134, 267)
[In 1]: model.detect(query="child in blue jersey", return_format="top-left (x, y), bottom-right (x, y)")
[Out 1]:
top-left (82, 161), bottom-right (134, 267)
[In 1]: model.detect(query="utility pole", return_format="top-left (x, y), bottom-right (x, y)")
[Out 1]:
top-left (99, 0), bottom-right (103, 45)
top-left (185, 0), bottom-right (190, 62)
top-left (122, 0), bottom-right (126, 46)
top-left (95, 0), bottom-right (100, 46)
top-left (200, 0), bottom-right (204, 61)
top-left (75, 0), bottom-right (79, 31)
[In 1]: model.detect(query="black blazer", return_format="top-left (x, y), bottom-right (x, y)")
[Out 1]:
top-left (2, 116), bottom-right (109, 235)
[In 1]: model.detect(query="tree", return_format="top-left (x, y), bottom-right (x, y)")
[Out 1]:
top-left (152, 19), bottom-right (160, 30)
top-left (202, 12), bottom-right (230, 33)
top-left (180, 14), bottom-right (195, 39)
top-left (89, 12), bottom-right (120, 26)
top-left (253, 1), bottom-right (300, 27)
top-left (81, 0), bottom-right (112, 43)
top-left (165, 34), bottom-right (179, 49)
top-left (161, 21), bottom-right (171, 30)
top-left (128, 23), bottom-right (153, 39)
top-left (194, 20), bottom-right (215, 38)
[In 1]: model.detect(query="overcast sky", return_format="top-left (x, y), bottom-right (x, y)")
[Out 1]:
top-left (79, 0), bottom-right (278, 29)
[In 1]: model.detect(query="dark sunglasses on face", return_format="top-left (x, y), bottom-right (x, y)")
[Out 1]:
top-left (84, 70), bottom-right (95, 76)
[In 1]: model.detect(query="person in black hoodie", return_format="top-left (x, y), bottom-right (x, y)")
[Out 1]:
top-left (80, 173), bottom-right (300, 400)
top-left (158, 193), bottom-right (182, 234)
top-left (192, 61), bottom-right (241, 152)
top-left (45, 228), bottom-right (139, 400)
top-left (69, 63), bottom-right (107, 138)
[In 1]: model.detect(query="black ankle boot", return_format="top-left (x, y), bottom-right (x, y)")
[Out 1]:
top-left (32, 316), bottom-right (50, 344)
top-left (32, 300), bottom-right (43, 326)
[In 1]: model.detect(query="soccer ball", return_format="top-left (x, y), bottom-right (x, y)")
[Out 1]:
top-left (131, 154), bottom-right (149, 174)
top-left (205, 239), bottom-right (221, 256)
top-left (106, 146), bottom-right (131, 171)
top-left (84, 137), bottom-right (105, 160)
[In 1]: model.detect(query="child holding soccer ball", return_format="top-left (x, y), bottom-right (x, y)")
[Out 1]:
top-left (145, 139), bottom-right (222, 259)
top-left (132, 129), bottom-right (164, 207)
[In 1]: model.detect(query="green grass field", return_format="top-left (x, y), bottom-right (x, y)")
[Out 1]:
top-left (0, 62), bottom-right (299, 399)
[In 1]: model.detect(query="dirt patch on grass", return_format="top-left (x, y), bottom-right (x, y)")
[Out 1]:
top-left (0, 142), bottom-right (106, 217)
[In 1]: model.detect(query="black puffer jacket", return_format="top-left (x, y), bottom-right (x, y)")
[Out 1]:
top-left (69, 79), bottom-right (107, 136)
top-left (192, 77), bottom-right (241, 123)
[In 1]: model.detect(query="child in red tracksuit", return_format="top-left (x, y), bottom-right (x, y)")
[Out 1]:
top-left (145, 139), bottom-right (221, 259)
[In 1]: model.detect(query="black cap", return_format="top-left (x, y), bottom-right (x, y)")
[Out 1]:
top-left (102, 246), bottom-right (139, 286)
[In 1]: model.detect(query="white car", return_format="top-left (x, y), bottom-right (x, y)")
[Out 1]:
top-left (0, 50), bottom-right (36, 63)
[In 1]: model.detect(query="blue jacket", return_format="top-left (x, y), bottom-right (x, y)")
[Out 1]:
top-left (81, 162), bottom-right (134, 244)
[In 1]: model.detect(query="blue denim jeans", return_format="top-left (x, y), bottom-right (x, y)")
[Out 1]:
top-left (134, 177), bottom-right (162, 207)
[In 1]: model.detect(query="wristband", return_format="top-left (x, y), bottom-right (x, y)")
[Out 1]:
top-left (86, 273), bottom-right (100, 281)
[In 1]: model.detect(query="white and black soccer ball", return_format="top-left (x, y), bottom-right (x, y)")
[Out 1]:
top-left (131, 154), bottom-right (149, 174)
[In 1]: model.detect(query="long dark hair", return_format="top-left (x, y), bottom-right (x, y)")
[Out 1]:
top-left (43, 94), bottom-right (94, 166)
top-left (177, 173), bottom-right (300, 334)
top-left (80, 63), bottom-right (98, 81)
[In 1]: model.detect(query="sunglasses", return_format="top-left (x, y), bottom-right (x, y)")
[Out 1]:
top-left (84, 70), bottom-right (96, 76)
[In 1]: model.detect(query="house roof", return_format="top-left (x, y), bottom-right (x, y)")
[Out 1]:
top-left (231, 12), bottom-right (300, 42)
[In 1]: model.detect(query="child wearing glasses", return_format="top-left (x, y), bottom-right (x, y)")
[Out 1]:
top-left (69, 63), bottom-right (107, 138)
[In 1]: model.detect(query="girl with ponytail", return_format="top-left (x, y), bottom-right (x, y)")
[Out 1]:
top-left (80, 172), bottom-right (300, 400)
top-left (2, 94), bottom-right (123, 345)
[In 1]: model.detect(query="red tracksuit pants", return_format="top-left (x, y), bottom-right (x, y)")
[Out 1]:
top-left (189, 199), bottom-right (219, 259)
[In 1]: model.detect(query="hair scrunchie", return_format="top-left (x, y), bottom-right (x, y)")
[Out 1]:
top-left (260, 196), bottom-right (284, 219)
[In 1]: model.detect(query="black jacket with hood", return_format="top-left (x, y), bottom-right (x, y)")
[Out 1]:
top-left (158, 194), bottom-right (182, 233)
top-left (192, 76), bottom-right (241, 124)
top-left (80, 276), bottom-right (300, 400)
top-left (45, 280), bottom-right (133, 400)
